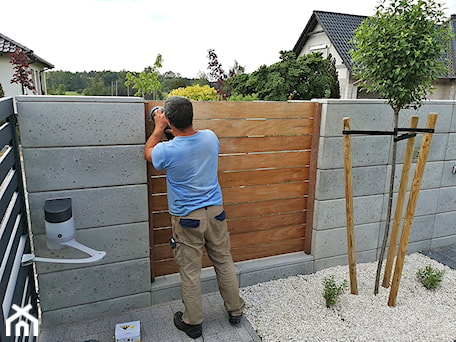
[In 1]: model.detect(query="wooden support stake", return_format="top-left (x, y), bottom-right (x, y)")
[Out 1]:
top-left (343, 117), bottom-right (358, 295)
top-left (382, 116), bottom-right (419, 288)
top-left (388, 113), bottom-right (438, 306)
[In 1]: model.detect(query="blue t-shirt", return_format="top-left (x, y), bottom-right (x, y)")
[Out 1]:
top-left (151, 129), bottom-right (223, 216)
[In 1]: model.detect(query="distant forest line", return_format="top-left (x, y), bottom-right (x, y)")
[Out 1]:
top-left (46, 70), bottom-right (207, 99)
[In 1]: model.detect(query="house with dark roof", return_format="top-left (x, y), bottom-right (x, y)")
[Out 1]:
top-left (293, 11), bottom-right (456, 100)
top-left (0, 33), bottom-right (54, 97)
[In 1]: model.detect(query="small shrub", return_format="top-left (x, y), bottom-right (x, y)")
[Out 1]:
top-left (228, 92), bottom-right (259, 101)
top-left (416, 265), bottom-right (444, 290)
top-left (322, 275), bottom-right (348, 308)
top-left (167, 84), bottom-right (217, 101)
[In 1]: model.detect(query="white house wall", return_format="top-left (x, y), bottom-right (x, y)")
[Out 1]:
top-left (337, 67), bottom-right (353, 99)
top-left (430, 79), bottom-right (456, 100)
top-left (297, 24), bottom-right (353, 99)
top-left (0, 56), bottom-right (48, 97)
top-left (0, 57), bottom-right (20, 97)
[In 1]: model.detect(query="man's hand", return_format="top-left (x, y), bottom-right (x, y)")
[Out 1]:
top-left (144, 108), bottom-right (169, 163)
top-left (153, 108), bottom-right (169, 132)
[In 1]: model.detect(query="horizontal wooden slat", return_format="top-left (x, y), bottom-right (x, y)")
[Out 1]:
top-left (222, 182), bottom-right (308, 205)
top-left (153, 260), bottom-right (186, 276)
top-left (220, 135), bottom-right (312, 154)
top-left (231, 225), bottom-right (305, 248)
top-left (193, 101), bottom-right (316, 119)
top-left (150, 177), bottom-right (167, 194)
top-left (224, 197), bottom-right (307, 219)
top-left (147, 101), bottom-right (317, 120)
top-left (194, 118), bottom-right (313, 138)
top-left (151, 195), bottom-right (167, 212)
top-left (153, 212), bottom-right (171, 227)
top-left (230, 238), bottom-right (305, 262)
top-left (153, 244), bottom-right (176, 260)
top-left (220, 167), bottom-right (309, 188)
top-left (219, 151), bottom-right (311, 172)
top-left (154, 228), bottom-right (173, 245)
top-left (227, 212), bottom-right (306, 235)
top-left (150, 168), bottom-right (166, 176)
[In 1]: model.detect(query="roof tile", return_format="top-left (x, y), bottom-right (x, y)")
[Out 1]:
top-left (0, 33), bottom-right (53, 69)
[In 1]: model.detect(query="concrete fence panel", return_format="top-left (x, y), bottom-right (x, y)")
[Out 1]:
top-left (16, 95), bottom-right (150, 326)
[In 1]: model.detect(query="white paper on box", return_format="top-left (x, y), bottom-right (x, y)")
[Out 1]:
top-left (115, 320), bottom-right (141, 342)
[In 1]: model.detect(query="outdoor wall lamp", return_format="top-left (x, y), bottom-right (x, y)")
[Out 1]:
top-left (21, 198), bottom-right (106, 266)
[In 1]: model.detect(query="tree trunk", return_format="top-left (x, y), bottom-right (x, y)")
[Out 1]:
top-left (374, 107), bottom-right (400, 294)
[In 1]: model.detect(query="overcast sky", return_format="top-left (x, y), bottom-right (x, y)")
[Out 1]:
top-left (2, 0), bottom-right (456, 78)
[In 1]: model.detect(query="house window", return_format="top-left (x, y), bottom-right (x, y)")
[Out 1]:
top-left (309, 44), bottom-right (328, 58)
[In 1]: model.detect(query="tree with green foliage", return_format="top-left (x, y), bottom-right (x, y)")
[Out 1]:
top-left (194, 71), bottom-right (210, 87)
top-left (350, 0), bottom-right (453, 294)
top-left (227, 92), bottom-right (258, 101)
top-left (229, 50), bottom-right (340, 101)
top-left (125, 54), bottom-right (163, 99)
top-left (0, 82), bottom-right (4, 97)
top-left (159, 71), bottom-right (192, 96)
top-left (46, 68), bottom-right (196, 97)
top-left (351, 0), bottom-right (451, 111)
top-left (47, 70), bottom-right (88, 94)
top-left (228, 73), bottom-right (253, 98)
top-left (168, 84), bottom-right (218, 101)
top-left (55, 84), bottom-right (66, 95)
top-left (82, 78), bottom-right (110, 96)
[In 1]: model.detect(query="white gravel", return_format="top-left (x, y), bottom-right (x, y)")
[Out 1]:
top-left (241, 253), bottom-right (456, 342)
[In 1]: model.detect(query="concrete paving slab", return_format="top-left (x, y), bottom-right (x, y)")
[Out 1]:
top-left (39, 292), bottom-right (260, 342)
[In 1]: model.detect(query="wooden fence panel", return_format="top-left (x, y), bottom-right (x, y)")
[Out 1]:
top-left (145, 101), bottom-right (320, 278)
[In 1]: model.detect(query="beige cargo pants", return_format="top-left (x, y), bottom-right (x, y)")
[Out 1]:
top-left (171, 205), bottom-right (245, 325)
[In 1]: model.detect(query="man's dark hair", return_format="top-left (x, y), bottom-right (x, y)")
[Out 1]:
top-left (164, 96), bottom-right (193, 129)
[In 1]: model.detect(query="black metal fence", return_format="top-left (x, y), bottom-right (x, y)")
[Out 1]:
top-left (0, 97), bottom-right (38, 342)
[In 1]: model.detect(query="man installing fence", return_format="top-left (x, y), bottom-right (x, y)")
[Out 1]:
top-left (144, 96), bottom-right (245, 339)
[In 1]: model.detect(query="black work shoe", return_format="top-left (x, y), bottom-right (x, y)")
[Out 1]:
top-left (174, 311), bottom-right (202, 339)
top-left (229, 313), bottom-right (242, 325)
